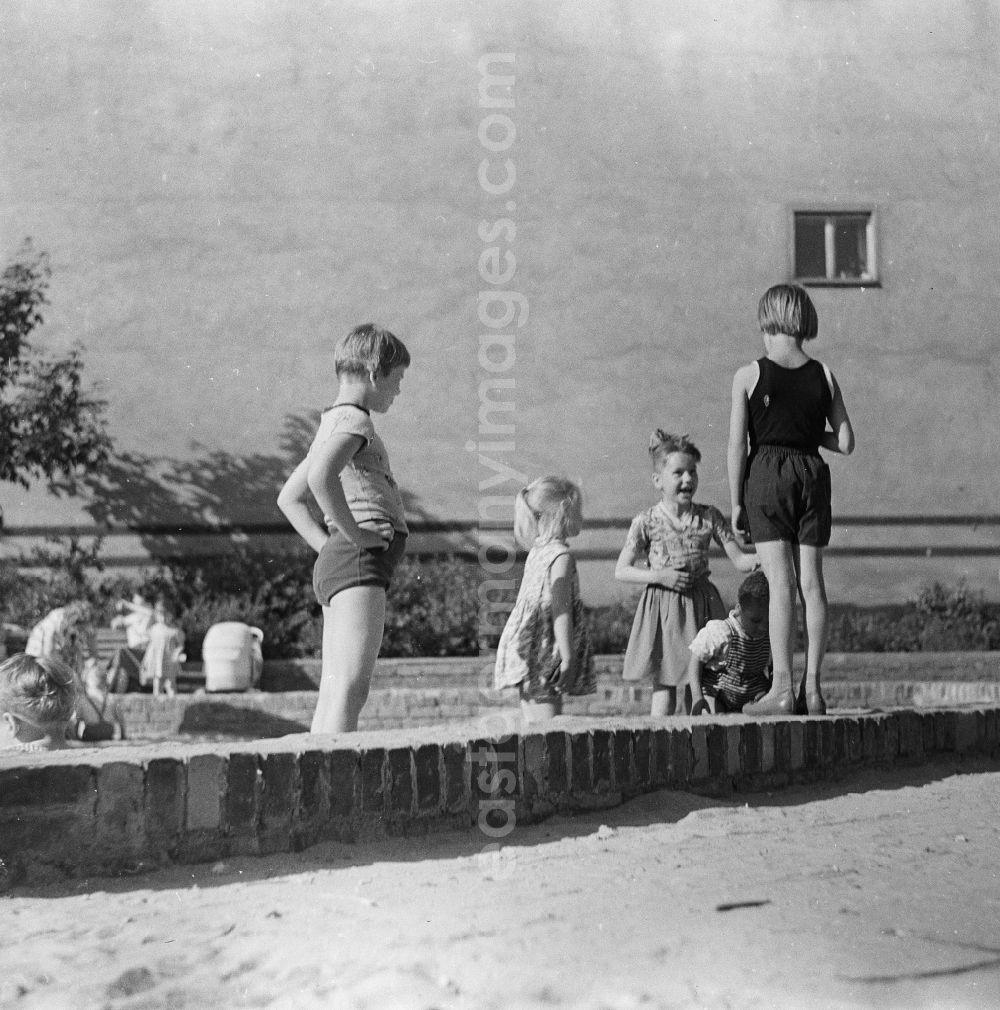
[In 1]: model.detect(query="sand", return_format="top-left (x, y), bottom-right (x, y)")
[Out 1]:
top-left (2, 759), bottom-right (999, 1010)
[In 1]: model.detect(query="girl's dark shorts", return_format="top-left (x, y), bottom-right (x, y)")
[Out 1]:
top-left (312, 529), bottom-right (407, 605)
top-left (744, 444), bottom-right (831, 547)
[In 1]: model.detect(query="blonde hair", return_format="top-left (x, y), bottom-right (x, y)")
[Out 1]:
top-left (0, 653), bottom-right (77, 726)
top-left (513, 476), bottom-right (582, 549)
top-left (757, 284), bottom-right (819, 340)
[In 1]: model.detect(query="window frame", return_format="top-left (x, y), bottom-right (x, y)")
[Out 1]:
top-left (789, 206), bottom-right (880, 288)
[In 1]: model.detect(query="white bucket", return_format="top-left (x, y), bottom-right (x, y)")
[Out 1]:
top-left (202, 622), bottom-right (264, 692)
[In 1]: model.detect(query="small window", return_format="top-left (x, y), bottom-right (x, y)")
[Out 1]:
top-left (792, 209), bottom-right (878, 286)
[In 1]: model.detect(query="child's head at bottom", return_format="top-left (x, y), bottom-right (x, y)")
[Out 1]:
top-left (736, 570), bottom-right (770, 638)
top-left (514, 476), bottom-right (583, 548)
top-left (0, 653), bottom-right (77, 746)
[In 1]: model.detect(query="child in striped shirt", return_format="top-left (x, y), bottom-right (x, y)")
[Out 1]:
top-left (688, 571), bottom-right (772, 714)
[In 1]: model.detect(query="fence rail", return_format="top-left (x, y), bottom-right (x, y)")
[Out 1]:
top-left (2, 516), bottom-right (998, 569)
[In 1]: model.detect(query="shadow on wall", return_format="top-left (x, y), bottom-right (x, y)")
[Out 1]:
top-left (54, 410), bottom-right (459, 562)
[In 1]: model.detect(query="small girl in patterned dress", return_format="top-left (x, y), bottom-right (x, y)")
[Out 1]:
top-left (494, 477), bottom-right (595, 723)
top-left (615, 431), bottom-right (760, 716)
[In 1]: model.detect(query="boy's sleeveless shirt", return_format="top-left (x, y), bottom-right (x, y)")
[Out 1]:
top-left (308, 404), bottom-right (408, 534)
top-left (748, 357), bottom-right (832, 454)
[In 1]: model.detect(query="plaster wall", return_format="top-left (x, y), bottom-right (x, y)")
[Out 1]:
top-left (1, 0), bottom-right (997, 591)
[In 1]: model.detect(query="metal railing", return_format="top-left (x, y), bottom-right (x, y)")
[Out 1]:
top-left (2, 516), bottom-right (998, 568)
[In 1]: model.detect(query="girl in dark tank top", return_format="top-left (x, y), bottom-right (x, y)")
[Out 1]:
top-left (728, 284), bottom-right (855, 718)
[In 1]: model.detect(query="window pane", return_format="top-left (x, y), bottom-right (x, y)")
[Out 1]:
top-left (794, 214), bottom-right (827, 278)
top-left (833, 215), bottom-right (869, 279)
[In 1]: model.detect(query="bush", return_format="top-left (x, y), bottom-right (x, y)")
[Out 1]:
top-left (4, 542), bottom-right (999, 659)
top-left (383, 556), bottom-right (481, 657)
top-left (588, 581), bottom-right (1000, 655)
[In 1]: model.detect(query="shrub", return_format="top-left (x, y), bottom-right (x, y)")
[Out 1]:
top-left (383, 556), bottom-right (480, 657)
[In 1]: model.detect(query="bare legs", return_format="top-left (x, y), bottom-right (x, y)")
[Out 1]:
top-left (797, 545), bottom-right (828, 711)
top-left (311, 586), bottom-right (386, 734)
top-left (743, 539), bottom-right (828, 715)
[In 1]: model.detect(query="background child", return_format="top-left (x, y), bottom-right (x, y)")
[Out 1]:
top-left (689, 570), bottom-right (771, 714)
top-left (0, 653), bottom-right (77, 752)
top-left (277, 323), bottom-right (410, 734)
top-left (108, 592), bottom-right (154, 692)
top-left (728, 283), bottom-right (855, 715)
top-left (494, 477), bottom-right (595, 723)
top-left (25, 602), bottom-right (98, 675)
top-left (140, 602), bottom-right (185, 697)
top-left (616, 430), bottom-right (759, 716)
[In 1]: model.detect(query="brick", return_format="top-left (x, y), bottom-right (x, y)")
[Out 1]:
top-left (861, 718), bottom-right (876, 762)
top-left (802, 720), bottom-right (819, 768)
top-left (671, 729), bottom-right (691, 786)
top-left (521, 735), bottom-right (543, 803)
top-left (921, 712), bottom-right (936, 753)
top-left (414, 745), bottom-right (441, 812)
top-left (691, 725), bottom-right (709, 780)
top-left (773, 722), bottom-right (791, 772)
top-left (871, 717), bottom-right (888, 763)
top-left (632, 730), bottom-right (651, 789)
top-left (888, 711), bottom-right (905, 759)
top-left (298, 750), bottom-right (330, 823)
top-left (570, 733), bottom-right (592, 792)
top-left (833, 720), bottom-right (847, 764)
top-left (262, 753), bottom-right (297, 828)
top-left (934, 712), bottom-right (956, 753)
top-left (651, 729), bottom-right (671, 786)
top-left (819, 721), bottom-right (834, 766)
top-left (847, 719), bottom-right (863, 764)
top-left (899, 711), bottom-right (922, 758)
top-left (225, 752), bottom-right (260, 831)
top-left (955, 712), bottom-right (978, 753)
top-left (984, 709), bottom-right (998, 751)
top-left (544, 732), bottom-right (568, 795)
top-left (145, 758), bottom-right (184, 841)
top-left (442, 743), bottom-right (468, 813)
top-left (742, 724), bottom-right (762, 776)
top-left (725, 725), bottom-right (741, 777)
top-left (361, 748), bottom-right (386, 814)
top-left (592, 731), bottom-right (612, 791)
top-left (613, 730), bottom-right (632, 792)
top-left (186, 754), bottom-right (226, 831)
top-left (789, 722), bottom-right (804, 771)
top-left (330, 750), bottom-right (360, 818)
top-left (0, 764), bottom-right (95, 809)
top-left (706, 725), bottom-right (726, 779)
top-left (96, 762), bottom-right (144, 847)
top-left (387, 748), bottom-right (413, 816)
top-left (759, 722), bottom-right (775, 774)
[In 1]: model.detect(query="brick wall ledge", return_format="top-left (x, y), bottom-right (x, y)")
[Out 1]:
top-left (262, 652), bottom-right (1000, 691)
top-left (107, 679), bottom-right (1000, 740)
top-left (1, 707), bottom-right (998, 887)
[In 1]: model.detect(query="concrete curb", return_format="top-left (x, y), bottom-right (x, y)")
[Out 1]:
top-left (1, 707), bottom-right (998, 887)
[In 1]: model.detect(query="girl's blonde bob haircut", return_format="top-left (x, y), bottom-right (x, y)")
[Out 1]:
top-left (757, 283), bottom-right (819, 341)
top-left (513, 476), bottom-right (583, 549)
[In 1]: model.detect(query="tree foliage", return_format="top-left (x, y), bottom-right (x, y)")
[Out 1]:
top-left (0, 241), bottom-right (110, 490)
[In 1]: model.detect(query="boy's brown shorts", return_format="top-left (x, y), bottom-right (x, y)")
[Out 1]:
top-left (312, 528), bottom-right (407, 605)
top-left (744, 444), bottom-right (831, 548)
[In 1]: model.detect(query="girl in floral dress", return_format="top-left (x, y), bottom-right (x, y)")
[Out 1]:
top-left (495, 476), bottom-right (595, 723)
top-left (615, 431), bottom-right (759, 716)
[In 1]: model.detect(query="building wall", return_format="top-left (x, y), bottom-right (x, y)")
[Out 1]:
top-left (1, 0), bottom-right (998, 601)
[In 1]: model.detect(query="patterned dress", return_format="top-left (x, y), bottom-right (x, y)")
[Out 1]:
top-left (621, 502), bottom-right (732, 686)
top-left (689, 610), bottom-right (772, 710)
top-left (494, 539), bottom-right (595, 698)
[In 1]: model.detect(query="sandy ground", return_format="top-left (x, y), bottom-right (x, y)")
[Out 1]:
top-left (2, 760), bottom-right (999, 1010)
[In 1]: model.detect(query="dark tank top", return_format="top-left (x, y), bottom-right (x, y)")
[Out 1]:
top-left (748, 357), bottom-right (831, 453)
